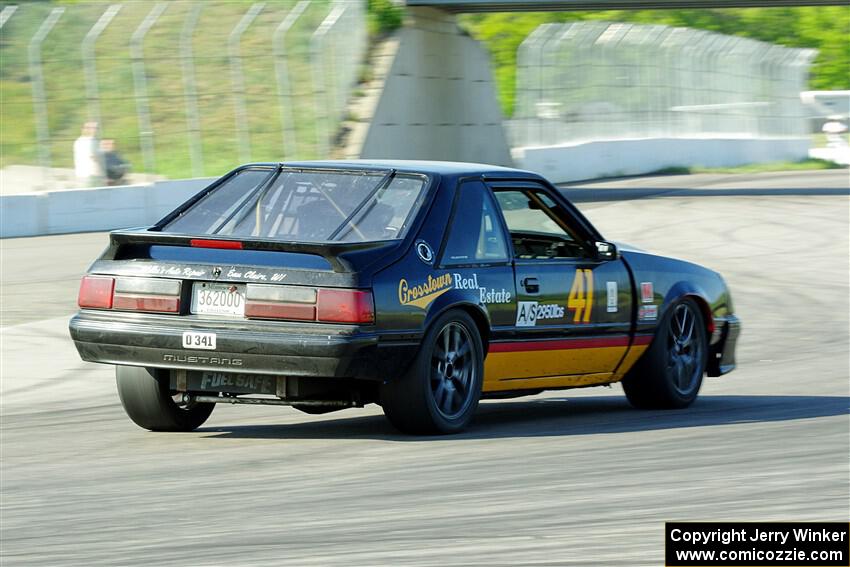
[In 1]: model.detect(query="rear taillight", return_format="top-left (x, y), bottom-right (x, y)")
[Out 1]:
top-left (317, 289), bottom-right (374, 324)
top-left (112, 277), bottom-right (181, 313)
top-left (245, 284), bottom-right (374, 324)
top-left (77, 276), bottom-right (180, 313)
top-left (245, 284), bottom-right (317, 321)
top-left (78, 276), bottom-right (115, 309)
top-left (78, 276), bottom-right (373, 323)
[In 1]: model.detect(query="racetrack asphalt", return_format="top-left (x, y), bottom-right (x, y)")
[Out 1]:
top-left (1, 170), bottom-right (848, 566)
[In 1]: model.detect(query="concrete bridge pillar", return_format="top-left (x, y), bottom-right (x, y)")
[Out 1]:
top-left (355, 7), bottom-right (512, 166)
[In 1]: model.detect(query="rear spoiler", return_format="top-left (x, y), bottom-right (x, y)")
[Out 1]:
top-left (106, 229), bottom-right (397, 273)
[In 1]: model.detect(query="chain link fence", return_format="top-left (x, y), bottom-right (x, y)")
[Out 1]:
top-left (509, 22), bottom-right (817, 149)
top-left (0, 0), bottom-right (367, 187)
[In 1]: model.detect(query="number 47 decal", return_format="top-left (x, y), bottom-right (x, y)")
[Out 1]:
top-left (568, 269), bottom-right (593, 323)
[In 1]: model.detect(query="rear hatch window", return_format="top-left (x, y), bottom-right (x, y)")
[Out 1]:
top-left (161, 168), bottom-right (428, 243)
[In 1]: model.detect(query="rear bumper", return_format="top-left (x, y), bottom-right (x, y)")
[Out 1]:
top-left (708, 314), bottom-right (741, 376)
top-left (69, 310), bottom-right (416, 380)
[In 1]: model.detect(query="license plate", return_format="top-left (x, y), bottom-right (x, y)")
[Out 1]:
top-left (182, 331), bottom-right (216, 350)
top-left (191, 282), bottom-right (246, 317)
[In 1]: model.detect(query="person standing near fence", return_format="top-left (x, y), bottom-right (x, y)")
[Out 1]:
top-left (73, 121), bottom-right (105, 186)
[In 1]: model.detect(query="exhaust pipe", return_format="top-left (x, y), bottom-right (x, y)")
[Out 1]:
top-left (191, 395), bottom-right (359, 408)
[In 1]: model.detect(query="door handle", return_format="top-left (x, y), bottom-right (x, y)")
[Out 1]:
top-left (521, 277), bottom-right (540, 293)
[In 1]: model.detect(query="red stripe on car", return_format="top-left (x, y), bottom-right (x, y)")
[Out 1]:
top-left (489, 336), bottom-right (632, 353)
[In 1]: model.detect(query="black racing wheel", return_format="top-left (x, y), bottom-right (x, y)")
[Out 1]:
top-left (380, 309), bottom-right (484, 434)
top-left (622, 298), bottom-right (708, 409)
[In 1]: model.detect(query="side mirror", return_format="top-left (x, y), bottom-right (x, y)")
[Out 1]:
top-left (595, 241), bottom-right (618, 260)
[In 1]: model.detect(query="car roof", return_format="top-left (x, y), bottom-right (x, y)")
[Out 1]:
top-left (246, 159), bottom-right (542, 179)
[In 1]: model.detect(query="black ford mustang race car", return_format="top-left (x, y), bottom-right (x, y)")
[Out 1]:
top-left (69, 161), bottom-right (740, 434)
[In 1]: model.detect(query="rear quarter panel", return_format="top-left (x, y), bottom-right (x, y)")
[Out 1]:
top-left (372, 173), bottom-right (505, 336)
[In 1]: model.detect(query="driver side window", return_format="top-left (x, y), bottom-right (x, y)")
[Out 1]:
top-left (493, 190), bottom-right (587, 259)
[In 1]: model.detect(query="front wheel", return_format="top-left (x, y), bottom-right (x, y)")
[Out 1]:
top-left (116, 366), bottom-right (214, 431)
top-left (622, 298), bottom-right (708, 409)
top-left (380, 310), bottom-right (484, 434)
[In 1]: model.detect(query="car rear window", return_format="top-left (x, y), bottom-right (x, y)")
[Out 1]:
top-left (161, 168), bottom-right (428, 243)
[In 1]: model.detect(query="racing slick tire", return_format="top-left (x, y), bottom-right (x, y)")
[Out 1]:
top-left (622, 298), bottom-right (708, 409)
top-left (380, 310), bottom-right (484, 435)
top-left (116, 366), bottom-right (215, 431)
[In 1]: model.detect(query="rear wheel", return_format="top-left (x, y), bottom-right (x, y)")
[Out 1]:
top-left (116, 366), bottom-right (214, 431)
top-left (380, 310), bottom-right (483, 434)
top-left (622, 298), bottom-right (708, 409)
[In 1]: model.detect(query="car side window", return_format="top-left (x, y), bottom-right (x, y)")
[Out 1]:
top-left (493, 190), bottom-right (588, 259)
top-left (442, 181), bottom-right (509, 265)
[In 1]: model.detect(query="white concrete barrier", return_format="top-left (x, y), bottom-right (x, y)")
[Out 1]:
top-left (0, 135), bottom-right (817, 238)
top-left (513, 137), bottom-right (812, 184)
top-left (0, 178), bottom-right (213, 238)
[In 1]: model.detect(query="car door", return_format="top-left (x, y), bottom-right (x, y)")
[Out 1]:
top-left (485, 182), bottom-right (633, 388)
